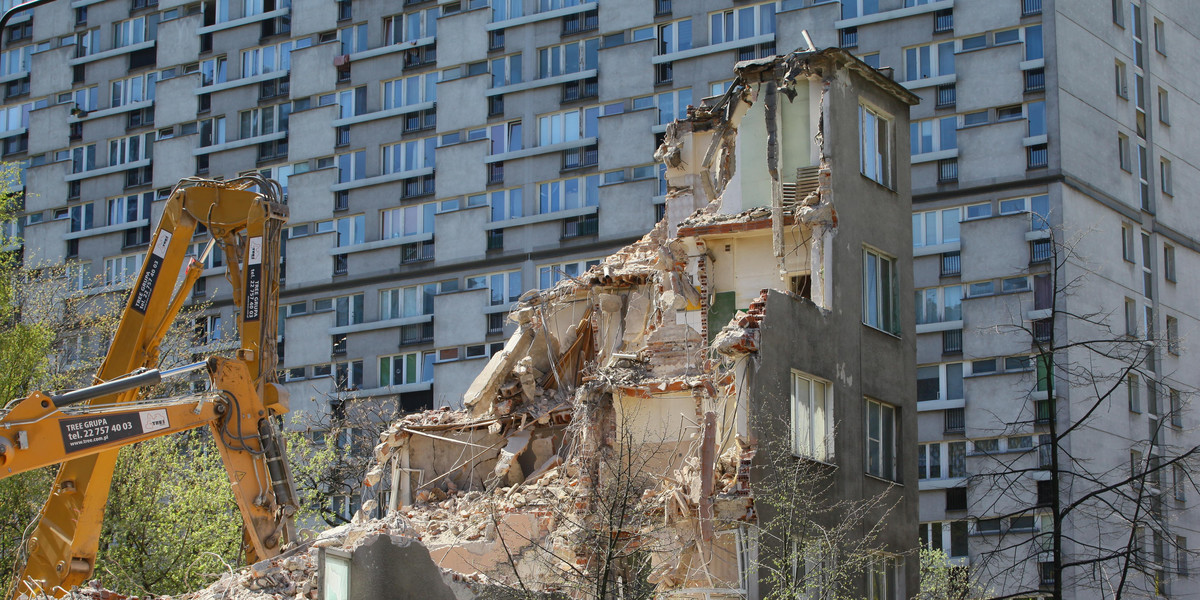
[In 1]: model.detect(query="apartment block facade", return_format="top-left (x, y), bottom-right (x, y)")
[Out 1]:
top-left (2, 0), bottom-right (1197, 597)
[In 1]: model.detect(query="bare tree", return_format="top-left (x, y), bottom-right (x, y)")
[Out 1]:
top-left (960, 227), bottom-right (1200, 599)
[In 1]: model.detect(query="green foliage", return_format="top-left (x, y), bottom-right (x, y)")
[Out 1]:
top-left (96, 433), bottom-right (243, 595)
top-left (917, 548), bottom-right (988, 600)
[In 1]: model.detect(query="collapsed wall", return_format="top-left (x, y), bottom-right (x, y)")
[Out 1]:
top-left (351, 49), bottom-right (857, 599)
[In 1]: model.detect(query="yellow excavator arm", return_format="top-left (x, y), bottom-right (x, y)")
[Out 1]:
top-left (0, 175), bottom-right (296, 598)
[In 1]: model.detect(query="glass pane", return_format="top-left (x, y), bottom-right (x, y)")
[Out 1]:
top-left (942, 208), bottom-right (960, 243)
top-left (946, 363), bottom-right (963, 400)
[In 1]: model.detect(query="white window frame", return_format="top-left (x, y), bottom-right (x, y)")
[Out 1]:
top-left (468, 270), bottom-right (524, 307)
top-left (381, 137), bottom-right (436, 174)
top-left (866, 554), bottom-right (900, 600)
top-left (538, 258), bottom-right (600, 289)
top-left (384, 8), bottom-right (438, 45)
top-left (916, 362), bottom-right (964, 402)
top-left (239, 103), bottom-right (290, 139)
top-left (334, 293), bottom-right (364, 327)
top-left (865, 397), bottom-right (897, 480)
top-left (537, 38), bottom-right (599, 78)
top-left (333, 214), bottom-right (364, 248)
top-left (903, 41), bottom-right (954, 81)
top-left (113, 15), bottom-right (156, 48)
top-left (910, 116), bottom-right (957, 156)
top-left (859, 104), bottom-right (892, 188)
top-left (382, 72), bottom-right (438, 109)
top-left (380, 202), bottom-right (436, 239)
top-left (106, 192), bottom-right (153, 226)
top-left (475, 188), bottom-right (524, 222)
top-left (708, 2), bottom-right (776, 45)
top-left (914, 285), bottom-right (962, 325)
top-left (912, 207), bottom-right (961, 248)
top-left (537, 106), bottom-right (599, 146)
top-left (862, 247), bottom-right (899, 334)
top-left (110, 72), bottom-right (158, 108)
top-left (790, 371), bottom-right (833, 462)
top-left (538, 174), bottom-right (599, 214)
top-left (109, 133), bottom-right (153, 166)
top-left (490, 53), bottom-right (524, 87)
top-left (336, 151), bottom-right (365, 183)
top-left (656, 18), bottom-right (692, 55)
top-left (104, 253), bottom-right (144, 286)
top-left (379, 352), bottom-right (423, 387)
top-left (654, 89), bottom-right (692, 126)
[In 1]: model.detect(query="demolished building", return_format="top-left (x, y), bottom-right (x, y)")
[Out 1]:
top-left (139, 47), bottom-right (919, 600)
top-left (347, 47), bottom-right (922, 600)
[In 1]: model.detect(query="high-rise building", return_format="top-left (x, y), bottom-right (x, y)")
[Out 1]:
top-left (3, 0), bottom-right (1196, 597)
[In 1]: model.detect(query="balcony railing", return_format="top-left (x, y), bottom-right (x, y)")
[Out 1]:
top-left (1033, 318), bottom-right (1053, 342)
top-left (401, 240), bottom-right (434, 264)
top-left (488, 162), bottom-right (504, 184)
top-left (1035, 399), bottom-right (1054, 425)
top-left (936, 84), bottom-right (956, 108)
top-left (940, 251), bottom-right (961, 276)
top-left (487, 312), bottom-right (506, 334)
top-left (1027, 144), bottom-right (1048, 169)
top-left (738, 42), bottom-right (775, 61)
top-left (561, 10), bottom-right (598, 35)
top-left (1031, 239), bottom-right (1052, 264)
top-left (943, 328), bottom-right (963, 354)
top-left (937, 158), bottom-right (959, 183)
top-left (1024, 68), bottom-right (1045, 93)
top-left (562, 145), bottom-right (598, 170)
top-left (944, 407), bottom-right (965, 433)
top-left (403, 175), bottom-right (436, 199)
top-left (487, 229), bottom-right (504, 251)
top-left (1022, 0), bottom-right (1042, 16)
top-left (563, 214), bottom-right (598, 238)
top-left (562, 77), bottom-right (598, 102)
top-left (655, 0), bottom-right (671, 16)
top-left (839, 27), bottom-right (857, 48)
top-left (934, 9), bottom-right (953, 33)
top-left (400, 321), bottom-right (434, 345)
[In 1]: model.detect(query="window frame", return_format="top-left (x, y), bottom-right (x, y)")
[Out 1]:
top-left (858, 104), bottom-right (893, 188)
top-left (864, 397), bottom-right (897, 481)
top-left (862, 247), bottom-right (899, 335)
top-left (790, 370), bottom-right (834, 462)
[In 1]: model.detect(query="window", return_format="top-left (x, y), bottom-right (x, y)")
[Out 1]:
top-left (865, 398), bottom-right (896, 480)
top-left (916, 362), bottom-right (963, 402)
top-left (973, 439), bottom-right (999, 454)
top-left (538, 107), bottom-right (599, 146)
top-left (862, 248), bottom-right (898, 335)
top-left (113, 15), bottom-right (158, 48)
top-left (380, 352), bottom-right (427, 387)
top-left (199, 117), bottom-right (226, 147)
top-left (1115, 60), bottom-right (1128, 97)
top-left (384, 8), bottom-right (438, 45)
top-left (1122, 223), bottom-right (1135, 262)
top-left (489, 121), bottom-right (523, 155)
top-left (106, 192), bottom-right (152, 226)
top-left (1153, 19), bottom-right (1166, 54)
top-left (538, 174), bottom-right (599, 214)
top-left (1035, 354), bottom-right (1052, 392)
top-left (1128, 373), bottom-right (1141, 413)
top-left (334, 294), bottom-right (364, 327)
top-left (919, 521), bottom-right (968, 558)
top-left (239, 103), bottom-right (290, 139)
top-left (108, 133), bottom-right (154, 166)
top-left (1124, 297), bottom-right (1139, 336)
top-left (914, 286), bottom-right (962, 325)
top-left (1024, 24), bottom-right (1043, 60)
top-left (332, 214), bottom-right (364, 248)
top-left (909, 117), bottom-right (956, 156)
top-left (382, 137), bottom-right (436, 174)
top-left (1118, 133), bottom-right (1131, 171)
top-left (653, 89), bottom-right (692, 126)
top-left (200, 56), bottom-right (228, 86)
top-left (336, 151), bottom-right (365, 183)
top-left (657, 19), bottom-right (692, 54)
top-left (790, 371), bottom-right (833, 461)
top-left (903, 41), bottom-right (954, 81)
top-left (111, 72), bottom-right (158, 108)
top-left (491, 53), bottom-right (524, 87)
top-left (491, 0), bottom-right (522, 20)
top-left (68, 203), bottom-right (94, 232)
top-left (241, 39), bottom-right (310, 78)
top-left (537, 38), bottom-right (599, 78)
top-left (912, 207), bottom-right (960, 248)
top-left (194, 314), bottom-right (223, 345)
top-left (380, 283), bottom-right (435, 320)
top-left (382, 73), bottom-right (437, 110)
top-left (709, 2), bottom-right (776, 45)
top-left (1165, 315), bottom-right (1179, 355)
top-left (104, 253), bottom-right (143, 286)
top-left (468, 270), bottom-right (524, 306)
top-left (381, 203), bottom-right (436, 240)
top-left (475, 188), bottom-right (524, 222)
top-left (1170, 387), bottom-right (1183, 427)
top-left (538, 258), bottom-right (600, 289)
top-left (866, 555), bottom-right (899, 600)
top-left (859, 105), bottom-right (892, 187)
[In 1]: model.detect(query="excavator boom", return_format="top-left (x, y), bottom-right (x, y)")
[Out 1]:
top-left (0, 176), bottom-right (297, 598)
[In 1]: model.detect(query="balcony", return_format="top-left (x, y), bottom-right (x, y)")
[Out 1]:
top-left (738, 42), bottom-right (775, 61)
top-left (561, 9), bottom-right (597, 35)
top-left (400, 321), bottom-right (434, 345)
top-left (942, 328), bottom-right (963, 354)
top-left (402, 175), bottom-right (436, 199)
top-left (1030, 239), bottom-right (1052, 264)
top-left (488, 162), bottom-right (504, 185)
top-left (562, 144), bottom-right (598, 170)
top-left (655, 0), bottom-right (671, 16)
top-left (934, 9), bottom-right (953, 33)
top-left (1024, 68), bottom-right (1045, 93)
top-left (839, 27), bottom-right (858, 48)
top-left (488, 312), bottom-right (506, 334)
top-left (940, 251), bottom-right (960, 276)
top-left (1022, 0), bottom-right (1042, 16)
top-left (944, 407), bottom-right (965, 433)
top-left (1027, 143), bottom-right (1048, 169)
top-left (401, 240), bottom-right (434, 264)
top-left (563, 213), bottom-right (598, 238)
top-left (487, 229), bottom-right (503, 251)
top-left (1033, 318), bottom-right (1053, 342)
top-left (935, 84), bottom-right (956, 108)
top-left (562, 77), bottom-right (598, 102)
top-left (1035, 399), bottom-right (1054, 425)
top-left (937, 158), bottom-right (958, 183)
